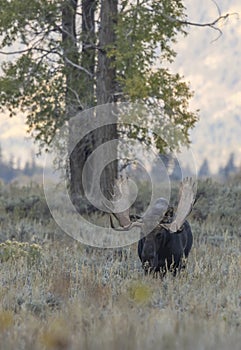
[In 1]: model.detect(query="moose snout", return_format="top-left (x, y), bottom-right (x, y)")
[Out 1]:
top-left (142, 258), bottom-right (159, 274)
top-left (141, 247), bottom-right (158, 272)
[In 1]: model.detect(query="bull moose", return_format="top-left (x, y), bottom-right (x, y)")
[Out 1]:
top-left (109, 177), bottom-right (196, 277)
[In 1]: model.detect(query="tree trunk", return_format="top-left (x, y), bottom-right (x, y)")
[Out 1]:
top-left (67, 0), bottom-right (97, 204)
top-left (96, 0), bottom-right (118, 200)
top-left (62, 0), bottom-right (80, 117)
top-left (80, 0), bottom-right (96, 108)
top-left (96, 0), bottom-right (117, 105)
top-left (65, 0), bottom-right (118, 209)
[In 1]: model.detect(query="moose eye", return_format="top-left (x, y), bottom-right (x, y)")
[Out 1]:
top-left (156, 233), bottom-right (162, 240)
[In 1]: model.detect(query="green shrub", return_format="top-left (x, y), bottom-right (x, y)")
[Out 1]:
top-left (0, 240), bottom-right (42, 266)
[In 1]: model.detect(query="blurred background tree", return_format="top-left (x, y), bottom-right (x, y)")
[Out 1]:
top-left (0, 0), bottom-right (202, 204)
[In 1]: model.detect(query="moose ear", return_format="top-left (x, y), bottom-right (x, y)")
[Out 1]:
top-left (139, 231), bottom-right (146, 239)
top-left (162, 206), bottom-right (174, 223)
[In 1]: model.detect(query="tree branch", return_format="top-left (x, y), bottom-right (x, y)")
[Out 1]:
top-left (63, 56), bottom-right (94, 77)
top-left (0, 47), bottom-right (32, 55)
top-left (163, 12), bottom-right (238, 42)
top-left (67, 86), bottom-right (84, 110)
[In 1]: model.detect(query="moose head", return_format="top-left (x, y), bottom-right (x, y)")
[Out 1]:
top-left (108, 177), bottom-right (196, 276)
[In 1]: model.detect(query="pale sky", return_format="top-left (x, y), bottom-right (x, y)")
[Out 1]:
top-left (173, 0), bottom-right (241, 172)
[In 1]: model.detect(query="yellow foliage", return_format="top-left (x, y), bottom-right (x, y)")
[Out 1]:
top-left (40, 318), bottom-right (71, 350)
top-left (0, 310), bottom-right (14, 332)
top-left (128, 282), bottom-right (153, 304)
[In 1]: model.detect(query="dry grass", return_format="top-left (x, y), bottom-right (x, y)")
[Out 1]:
top-left (0, 179), bottom-right (241, 349)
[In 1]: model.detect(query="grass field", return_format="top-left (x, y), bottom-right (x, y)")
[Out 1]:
top-left (0, 176), bottom-right (240, 350)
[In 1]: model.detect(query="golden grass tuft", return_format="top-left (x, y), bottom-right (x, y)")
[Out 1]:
top-left (40, 318), bottom-right (72, 350)
top-left (127, 281), bottom-right (153, 304)
top-left (0, 310), bottom-right (14, 332)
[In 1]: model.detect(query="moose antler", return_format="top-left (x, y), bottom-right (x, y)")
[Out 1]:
top-left (106, 177), bottom-right (143, 231)
top-left (107, 177), bottom-right (196, 234)
top-left (107, 178), bottom-right (170, 232)
top-left (162, 177), bottom-right (196, 233)
top-left (142, 197), bottom-right (169, 232)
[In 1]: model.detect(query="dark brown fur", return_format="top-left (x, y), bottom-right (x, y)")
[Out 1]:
top-left (138, 220), bottom-right (193, 276)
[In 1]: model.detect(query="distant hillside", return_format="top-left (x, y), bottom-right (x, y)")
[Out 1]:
top-left (0, 144), bottom-right (43, 183)
top-left (173, 0), bottom-right (241, 173)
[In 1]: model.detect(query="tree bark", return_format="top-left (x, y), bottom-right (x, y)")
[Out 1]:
top-left (96, 0), bottom-right (117, 105)
top-left (80, 0), bottom-right (96, 108)
top-left (96, 0), bottom-right (118, 200)
top-left (65, 0), bottom-right (118, 209)
top-left (68, 0), bottom-right (97, 204)
top-left (62, 0), bottom-right (80, 117)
